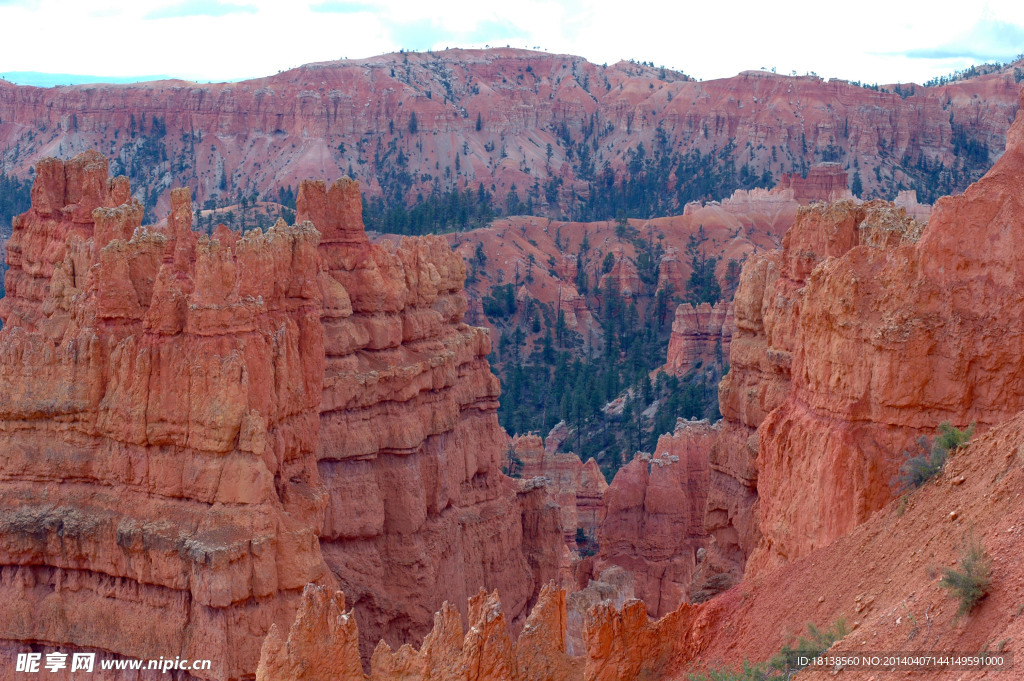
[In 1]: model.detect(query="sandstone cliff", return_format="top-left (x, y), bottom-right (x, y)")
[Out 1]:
top-left (594, 420), bottom-right (713, 618)
top-left (704, 198), bottom-right (931, 579)
top-left (776, 163), bottom-right (852, 203)
top-left (665, 302), bottom-right (734, 377)
top-left (0, 151), bottom-right (332, 680)
top-left (513, 434), bottom-right (607, 547)
top-left (0, 152), bottom-right (559, 678)
top-left (297, 176), bottom-right (559, 659)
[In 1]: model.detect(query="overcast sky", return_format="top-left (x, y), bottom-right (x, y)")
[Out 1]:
top-left (1, 0), bottom-right (1023, 85)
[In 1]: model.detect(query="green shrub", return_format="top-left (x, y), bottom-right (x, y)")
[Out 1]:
top-left (941, 533), bottom-right (992, 617)
top-left (689, 620), bottom-right (848, 681)
top-left (768, 620), bottom-right (849, 675)
top-left (895, 422), bottom-right (974, 491)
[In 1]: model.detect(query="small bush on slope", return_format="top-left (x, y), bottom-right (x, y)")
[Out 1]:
top-left (688, 620), bottom-right (848, 680)
top-left (895, 422), bottom-right (974, 491)
top-left (941, 532), bottom-right (992, 617)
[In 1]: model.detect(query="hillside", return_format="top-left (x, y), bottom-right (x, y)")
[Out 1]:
top-left (0, 48), bottom-right (1019, 226)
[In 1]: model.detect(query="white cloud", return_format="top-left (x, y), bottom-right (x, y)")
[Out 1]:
top-left (0, 0), bottom-right (1021, 83)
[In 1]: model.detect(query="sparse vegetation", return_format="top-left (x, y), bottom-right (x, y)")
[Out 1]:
top-left (940, 532), bottom-right (992, 617)
top-left (689, 620), bottom-right (849, 680)
top-left (894, 422), bottom-right (974, 491)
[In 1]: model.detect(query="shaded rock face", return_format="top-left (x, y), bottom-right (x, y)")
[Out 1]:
top-left (0, 151), bottom-right (332, 680)
top-left (595, 420), bottom-right (713, 618)
top-left (0, 152), bottom-right (559, 679)
top-left (513, 434), bottom-right (608, 547)
top-left (665, 302), bottom-right (735, 377)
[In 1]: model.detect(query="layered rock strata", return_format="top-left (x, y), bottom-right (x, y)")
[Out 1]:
top-left (0, 50), bottom-right (1017, 213)
top-left (0, 151), bottom-right (332, 680)
top-left (777, 163), bottom-right (853, 203)
top-left (513, 434), bottom-right (607, 546)
top-left (0, 152), bottom-right (557, 678)
top-left (595, 420), bottom-right (713, 617)
top-left (296, 177), bottom-right (558, 659)
top-left (665, 302), bottom-right (735, 377)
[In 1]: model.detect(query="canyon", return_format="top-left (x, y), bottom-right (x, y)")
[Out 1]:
top-left (0, 151), bottom-right (559, 678)
top-left (256, 85), bottom-right (1024, 680)
top-left (3, 48), bottom-right (1024, 681)
top-left (0, 49), bottom-right (1019, 223)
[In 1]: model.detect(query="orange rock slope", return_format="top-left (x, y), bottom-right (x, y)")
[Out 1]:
top-left (0, 152), bottom-right (559, 678)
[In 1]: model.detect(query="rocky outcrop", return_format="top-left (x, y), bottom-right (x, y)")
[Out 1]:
top-left (704, 198), bottom-right (929, 580)
top-left (0, 50), bottom-right (1016, 216)
top-left (665, 302), bottom-right (734, 376)
top-left (0, 152), bottom-right (559, 678)
top-left (597, 247), bottom-right (640, 297)
top-left (0, 151), bottom-right (332, 680)
top-left (256, 577), bottom-right (723, 681)
top-left (749, 90), bottom-right (1024, 573)
top-left (513, 434), bottom-right (607, 546)
top-left (704, 90), bottom-right (1024, 578)
top-left (257, 582), bottom-right (581, 681)
top-left (777, 163), bottom-right (852, 203)
top-left (893, 189), bottom-right (932, 222)
top-left (594, 420), bottom-right (713, 618)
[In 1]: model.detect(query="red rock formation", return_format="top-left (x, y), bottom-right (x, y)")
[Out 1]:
top-left (255, 577), bottom-right (723, 681)
top-left (257, 583), bottom-right (582, 681)
top-left (749, 90), bottom-right (1024, 572)
top-left (777, 163), bottom-right (852, 203)
top-left (0, 152), bottom-right (561, 678)
top-left (0, 151), bottom-right (332, 680)
top-left (594, 420), bottom-right (713, 617)
top-left (702, 90), bottom-right (1024, 579)
top-left (0, 51), bottom-right (1017, 215)
top-left (705, 198), bottom-right (930, 579)
top-left (665, 301), bottom-right (735, 377)
top-left (513, 434), bottom-right (607, 547)
top-left (597, 246), bottom-right (640, 297)
top-left (893, 188), bottom-right (932, 222)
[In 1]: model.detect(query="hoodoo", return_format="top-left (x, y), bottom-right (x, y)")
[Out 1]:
top-left (0, 152), bottom-right (559, 678)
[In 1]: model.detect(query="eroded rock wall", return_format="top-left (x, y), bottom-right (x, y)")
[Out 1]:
top-left (296, 177), bottom-right (559, 660)
top-left (0, 151), bottom-right (332, 680)
top-left (665, 302), bottom-right (735, 377)
top-left (0, 152), bottom-right (559, 679)
top-left (595, 420), bottom-right (713, 617)
top-left (750, 107), bottom-right (1024, 571)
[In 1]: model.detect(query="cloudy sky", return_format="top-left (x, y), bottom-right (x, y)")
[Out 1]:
top-left (1, 0), bottom-right (1022, 85)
